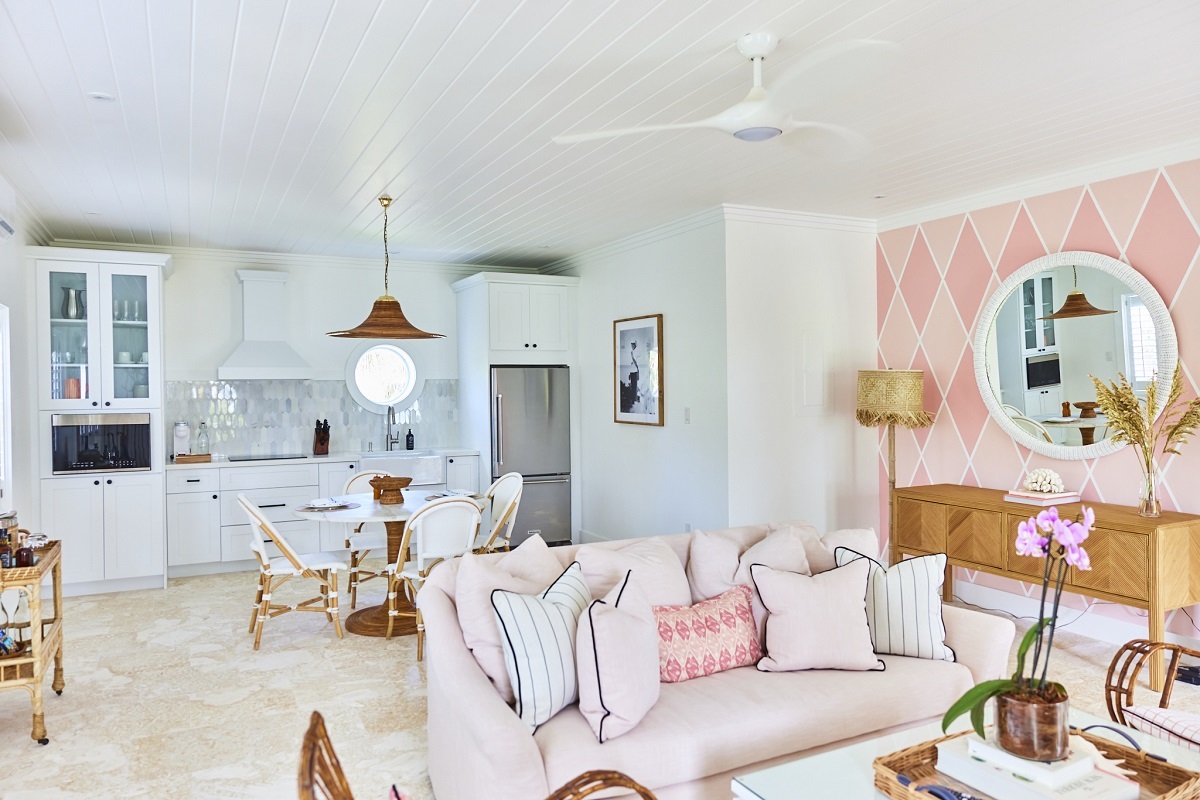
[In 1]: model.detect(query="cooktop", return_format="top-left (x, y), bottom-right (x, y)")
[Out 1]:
top-left (226, 454), bottom-right (309, 462)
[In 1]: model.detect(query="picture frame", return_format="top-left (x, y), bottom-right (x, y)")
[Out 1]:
top-left (614, 314), bottom-right (664, 426)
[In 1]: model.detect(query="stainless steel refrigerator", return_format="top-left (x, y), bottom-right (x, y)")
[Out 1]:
top-left (491, 365), bottom-right (571, 545)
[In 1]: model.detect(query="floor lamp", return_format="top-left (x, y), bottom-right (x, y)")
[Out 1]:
top-left (855, 369), bottom-right (934, 561)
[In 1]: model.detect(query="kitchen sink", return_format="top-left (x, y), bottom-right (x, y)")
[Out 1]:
top-left (357, 451), bottom-right (444, 485)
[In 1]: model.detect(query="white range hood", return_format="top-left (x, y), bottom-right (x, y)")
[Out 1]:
top-left (218, 270), bottom-right (313, 380)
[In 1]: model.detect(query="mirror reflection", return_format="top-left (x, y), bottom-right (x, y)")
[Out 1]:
top-left (984, 265), bottom-right (1157, 448)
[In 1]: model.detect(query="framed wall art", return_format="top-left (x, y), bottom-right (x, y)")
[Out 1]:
top-left (614, 314), bottom-right (663, 426)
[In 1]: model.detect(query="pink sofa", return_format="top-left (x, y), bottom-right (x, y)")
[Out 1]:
top-left (420, 527), bottom-right (1016, 800)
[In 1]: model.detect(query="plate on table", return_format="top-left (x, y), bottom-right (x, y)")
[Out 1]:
top-left (297, 500), bottom-right (360, 512)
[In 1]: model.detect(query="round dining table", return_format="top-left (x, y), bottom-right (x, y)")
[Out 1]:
top-left (293, 489), bottom-right (485, 637)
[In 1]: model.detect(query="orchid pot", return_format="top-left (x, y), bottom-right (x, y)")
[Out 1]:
top-left (943, 505), bottom-right (1094, 761)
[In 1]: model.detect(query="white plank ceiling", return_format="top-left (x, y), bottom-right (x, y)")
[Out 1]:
top-left (0, 0), bottom-right (1198, 267)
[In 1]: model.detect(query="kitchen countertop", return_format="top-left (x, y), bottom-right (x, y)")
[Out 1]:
top-left (165, 448), bottom-right (479, 470)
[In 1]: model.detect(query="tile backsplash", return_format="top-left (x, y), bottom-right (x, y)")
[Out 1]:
top-left (165, 379), bottom-right (459, 456)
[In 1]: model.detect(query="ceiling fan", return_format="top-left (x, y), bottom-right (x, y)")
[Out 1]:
top-left (552, 33), bottom-right (892, 148)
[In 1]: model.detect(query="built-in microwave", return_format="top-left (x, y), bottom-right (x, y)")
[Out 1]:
top-left (1026, 354), bottom-right (1061, 390)
top-left (50, 413), bottom-right (152, 474)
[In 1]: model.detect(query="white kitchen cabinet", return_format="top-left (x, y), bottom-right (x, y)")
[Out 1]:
top-left (1023, 386), bottom-right (1065, 417)
top-left (39, 473), bottom-right (164, 584)
top-left (103, 473), bottom-right (165, 579)
top-left (446, 455), bottom-right (480, 493)
top-left (223, 520), bottom-right (319, 563)
top-left (1020, 273), bottom-right (1057, 355)
top-left (166, 491), bottom-right (222, 566)
top-left (39, 477), bottom-right (105, 584)
top-left (36, 258), bottom-right (165, 411)
top-left (487, 282), bottom-right (569, 352)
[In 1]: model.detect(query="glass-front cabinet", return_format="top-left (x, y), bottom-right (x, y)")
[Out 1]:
top-left (1020, 273), bottom-right (1057, 355)
top-left (37, 260), bottom-right (162, 410)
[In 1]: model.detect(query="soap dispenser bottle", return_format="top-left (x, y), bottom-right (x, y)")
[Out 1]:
top-left (405, 429), bottom-right (414, 450)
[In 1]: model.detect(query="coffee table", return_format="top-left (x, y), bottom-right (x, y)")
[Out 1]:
top-left (731, 708), bottom-right (1200, 798)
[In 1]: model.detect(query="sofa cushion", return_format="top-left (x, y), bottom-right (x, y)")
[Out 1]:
top-left (834, 548), bottom-right (955, 662)
top-left (455, 535), bottom-right (565, 704)
top-left (533, 654), bottom-right (974, 792)
top-left (1123, 706), bottom-right (1200, 752)
top-left (493, 562), bottom-right (592, 730)
top-left (654, 586), bottom-right (761, 683)
top-left (752, 561), bottom-right (882, 673)
top-left (577, 538), bottom-right (692, 607)
top-left (577, 571), bottom-right (660, 743)
top-left (768, 522), bottom-right (879, 574)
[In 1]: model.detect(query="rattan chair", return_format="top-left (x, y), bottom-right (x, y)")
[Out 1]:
top-left (239, 494), bottom-right (348, 650)
top-left (1106, 638), bottom-right (1200, 751)
top-left (342, 470), bottom-right (389, 609)
top-left (385, 496), bottom-right (481, 657)
top-left (475, 472), bottom-right (523, 554)
top-left (298, 711), bottom-right (354, 800)
top-left (544, 771), bottom-right (657, 800)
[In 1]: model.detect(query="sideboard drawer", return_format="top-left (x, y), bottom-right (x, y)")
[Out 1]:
top-left (948, 507), bottom-right (1005, 569)
top-left (1070, 527), bottom-right (1148, 601)
top-left (894, 498), bottom-right (946, 553)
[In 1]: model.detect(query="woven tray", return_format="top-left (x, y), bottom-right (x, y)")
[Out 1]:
top-left (873, 728), bottom-right (1200, 800)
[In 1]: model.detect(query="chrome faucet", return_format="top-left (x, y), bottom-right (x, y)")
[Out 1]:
top-left (385, 406), bottom-right (402, 451)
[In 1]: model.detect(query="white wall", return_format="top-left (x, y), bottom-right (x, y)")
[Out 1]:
top-left (565, 218), bottom-right (730, 541)
top-left (724, 218), bottom-right (879, 532)
top-left (0, 173), bottom-right (38, 520)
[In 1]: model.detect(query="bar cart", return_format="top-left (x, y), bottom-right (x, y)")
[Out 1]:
top-left (0, 541), bottom-right (65, 744)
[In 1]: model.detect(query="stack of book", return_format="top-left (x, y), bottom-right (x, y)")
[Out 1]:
top-left (1003, 489), bottom-right (1081, 507)
top-left (936, 734), bottom-right (1139, 800)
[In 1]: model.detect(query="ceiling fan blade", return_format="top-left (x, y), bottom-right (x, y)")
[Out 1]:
top-left (552, 119), bottom-right (714, 144)
top-left (781, 121), bottom-right (870, 160)
top-left (768, 39), bottom-right (899, 115)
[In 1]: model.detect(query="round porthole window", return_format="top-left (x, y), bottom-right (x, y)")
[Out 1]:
top-left (345, 343), bottom-right (421, 414)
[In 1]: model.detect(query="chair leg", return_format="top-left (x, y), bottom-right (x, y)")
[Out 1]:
top-left (385, 574), bottom-right (397, 640)
top-left (416, 607), bottom-right (425, 662)
top-left (349, 550), bottom-right (361, 609)
top-left (249, 576), bottom-right (265, 634)
top-left (329, 571), bottom-right (343, 639)
top-left (320, 571), bottom-right (333, 622)
top-left (252, 577), bottom-right (271, 650)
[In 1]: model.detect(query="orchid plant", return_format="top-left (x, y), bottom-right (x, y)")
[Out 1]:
top-left (943, 505), bottom-right (1095, 737)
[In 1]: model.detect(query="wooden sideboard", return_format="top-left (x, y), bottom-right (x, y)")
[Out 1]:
top-left (893, 484), bottom-right (1200, 690)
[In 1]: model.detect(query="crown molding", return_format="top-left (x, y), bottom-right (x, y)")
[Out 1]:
top-left (721, 203), bottom-right (876, 233)
top-left (15, 198), bottom-right (52, 245)
top-left (43, 239), bottom-right (535, 278)
top-left (877, 137), bottom-right (1200, 232)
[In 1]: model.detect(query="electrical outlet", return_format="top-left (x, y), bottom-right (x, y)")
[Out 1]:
top-left (684, 407), bottom-right (691, 424)
top-left (1106, 351), bottom-right (1114, 362)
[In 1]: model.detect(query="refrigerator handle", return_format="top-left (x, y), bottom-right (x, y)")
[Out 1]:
top-left (493, 393), bottom-right (504, 470)
top-left (522, 476), bottom-right (570, 484)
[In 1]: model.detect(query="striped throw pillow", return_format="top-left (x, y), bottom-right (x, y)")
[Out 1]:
top-left (492, 562), bottom-right (592, 729)
top-left (833, 548), bottom-right (955, 662)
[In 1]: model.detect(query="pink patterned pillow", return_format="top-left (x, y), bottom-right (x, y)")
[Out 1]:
top-left (653, 585), bottom-right (761, 683)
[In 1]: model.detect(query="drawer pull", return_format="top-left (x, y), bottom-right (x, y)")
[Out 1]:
top-left (259, 503), bottom-right (287, 509)
top-left (186, 479), bottom-right (201, 483)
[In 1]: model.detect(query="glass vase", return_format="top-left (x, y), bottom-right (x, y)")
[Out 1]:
top-left (1140, 464), bottom-right (1161, 518)
top-left (996, 691), bottom-right (1070, 761)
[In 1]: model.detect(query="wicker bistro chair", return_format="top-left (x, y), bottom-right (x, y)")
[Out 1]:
top-left (298, 711), bottom-right (354, 800)
top-left (341, 470), bottom-right (390, 609)
top-left (238, 494), bottom-right (349, 650)
top-left (1107, 638), bottom-right (1200, 751)
top-left (474, 472), bottom-right (524, 554)
top-left (385, 496), bottom-right (482, 656)
top-left (544, 771), bottom-right (657, 800)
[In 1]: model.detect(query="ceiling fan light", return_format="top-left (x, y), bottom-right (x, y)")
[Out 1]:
top-left (733, 126), bottom-right (782, 142)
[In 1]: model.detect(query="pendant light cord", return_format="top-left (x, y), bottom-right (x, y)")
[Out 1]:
top-left (380, 196), bottom-right (391, 297)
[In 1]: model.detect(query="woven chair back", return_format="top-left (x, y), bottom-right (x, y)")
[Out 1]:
top-left (485, 472), bottom-right (524, 549)
top-left (343, 470), bottom-right (389, 495)
top-left (298, 711), bottom-right (355, 800)
top-left (407, 496), bottom-right (481, 573)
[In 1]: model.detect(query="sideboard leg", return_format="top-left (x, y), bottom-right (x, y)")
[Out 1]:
top-left (1149, 604), bottom-right (1165, 692)
top-left (943, 565), bottom-right (954, 603)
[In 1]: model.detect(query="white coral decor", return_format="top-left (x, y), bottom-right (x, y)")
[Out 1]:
top-left (1024, 468), bottom-right (1065, 494)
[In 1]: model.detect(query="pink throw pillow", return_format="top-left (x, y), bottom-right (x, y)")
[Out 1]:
top-left (577, 538), bottom-right (691, 607)
top-left (454, 535), bottom-right (564, 704)
top-left (654, 585), bottom-right (761, 683)
top-left (752, 560), bottom-right (882, 672)
top-left (576, 571), bottom-right (660, 742)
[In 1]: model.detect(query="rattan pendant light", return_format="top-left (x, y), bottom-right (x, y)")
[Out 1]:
top-left (326, 197), bottom-right (445, 340)
top-left (1039, 266), bottom-right (1117, 320)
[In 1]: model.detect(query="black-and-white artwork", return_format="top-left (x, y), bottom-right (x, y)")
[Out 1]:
top-left (614, 314), bottom-right (663, 426)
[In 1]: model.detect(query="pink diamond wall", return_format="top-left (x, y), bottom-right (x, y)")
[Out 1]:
top-left (877, 157), bottom-right (1200, 635)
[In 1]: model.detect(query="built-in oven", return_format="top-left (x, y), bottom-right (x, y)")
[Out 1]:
top-left (51, 413), bottom-right (152, 474)
top-left (1026, 354), bottom-right (1061, 390)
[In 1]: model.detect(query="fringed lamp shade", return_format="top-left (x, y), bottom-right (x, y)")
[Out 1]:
top-left (855, 370), bottom-right (934, 429)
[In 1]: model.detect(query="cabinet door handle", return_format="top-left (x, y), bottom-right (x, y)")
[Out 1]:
top-left (94, 480), bottom-right (100, 486)
top-left (92, 401), bottom-right (98, 407)
top-left (106, 479), bottom-right (112, 485)
top-left (213, 495), bottom-right (218, 500)
top-left (524, 343), bottom-right (530, 348)
top-left (186, 478), bottom-right (200, 483)
top-left (532, 343), bottom-right (537, 348)
top-left (104, 401), bottom-right (111, 406)
top-left (259, 503), bottom-right (286, 509)
top-left (448, 458), bottom-right (454, 463)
